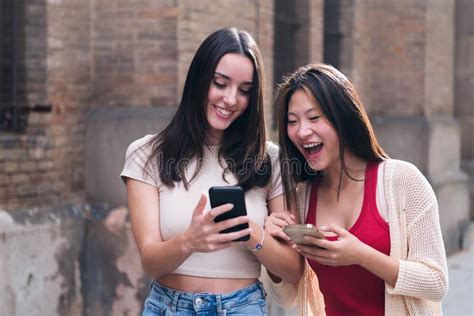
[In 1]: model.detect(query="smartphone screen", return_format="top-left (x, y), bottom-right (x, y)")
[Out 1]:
top-left (209, 186), bottom-right (250, 241)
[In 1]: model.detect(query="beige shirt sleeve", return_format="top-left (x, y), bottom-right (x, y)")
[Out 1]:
top-left (120, 134), bottom-right (160, 188)
top-left (266, 141), bottom-right (284, 200)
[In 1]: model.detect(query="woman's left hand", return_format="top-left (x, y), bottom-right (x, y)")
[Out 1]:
top-left (264, 212), bottom-right (296, 241)
top-left (293, 224), bottom-right (370, 266)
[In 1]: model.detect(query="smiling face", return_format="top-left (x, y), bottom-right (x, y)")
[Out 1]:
top-left (287, 88), bottom-right (340, 172)
top-left (205, 53), bottom-right (254, 145)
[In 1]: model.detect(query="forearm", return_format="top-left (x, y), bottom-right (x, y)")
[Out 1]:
top-left (358, 243), bottom-right (399, 287)
top-left (140, 234), bottom-right (192, 278)
top-left (247, 221), bottom-right (303, 284)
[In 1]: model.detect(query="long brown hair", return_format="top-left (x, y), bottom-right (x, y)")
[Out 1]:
top-left (145, 27), bottom-right (271, 190)
top-left (276, 63), bottom-right (388, 209)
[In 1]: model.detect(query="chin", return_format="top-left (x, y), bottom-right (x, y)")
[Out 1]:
top-left (306, 160), bottom-right (324, 172)
top-left (209, 122), bottom-right (230, 132)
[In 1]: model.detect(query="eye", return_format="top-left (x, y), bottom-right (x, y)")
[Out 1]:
top-left (287, 119), bottom-right (298, 125)
top-left (239, 88), bottom-right (251, 96)
top-left (309, 116), bottom-right (321, 121)
top-left (213, 80), bottom-right (226, 89)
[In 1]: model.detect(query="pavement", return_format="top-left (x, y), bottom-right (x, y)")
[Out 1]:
top-left (442, 222), bottom-right (474, 316)
top-left (442, 247), bottom-right (474, 315)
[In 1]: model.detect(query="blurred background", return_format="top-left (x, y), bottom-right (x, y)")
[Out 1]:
top-left (0, 0), bottom-right (472, 315)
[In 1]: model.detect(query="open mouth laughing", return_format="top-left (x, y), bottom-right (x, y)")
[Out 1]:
top-left (302, 142), bottom-right (323, 156)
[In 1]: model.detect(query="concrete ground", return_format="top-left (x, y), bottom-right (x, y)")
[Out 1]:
top-left (442, 247), bottom-right (474, 315)
top-left (442, 222), bottom-right (474, 316)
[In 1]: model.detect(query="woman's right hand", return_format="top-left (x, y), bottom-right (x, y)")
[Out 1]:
top-left (264, 212), bottom-right (296, 241)
top-left (181, 192), bottom-right (252, 253)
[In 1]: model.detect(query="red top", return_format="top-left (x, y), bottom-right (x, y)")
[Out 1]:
top-left (306, 162), bottom-right (390, 316)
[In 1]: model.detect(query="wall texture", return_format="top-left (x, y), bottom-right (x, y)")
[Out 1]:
top-left (0, 0), bottom-right (472, 315)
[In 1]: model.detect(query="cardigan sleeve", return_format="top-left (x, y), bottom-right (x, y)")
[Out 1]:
top-left (386, 161), bottom-right (448, 302)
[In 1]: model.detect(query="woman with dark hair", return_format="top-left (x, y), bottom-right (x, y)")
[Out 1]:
top-left (263, 63), bottom-right (448, 315)
top-left (120, 27), bottom-right (302, 315)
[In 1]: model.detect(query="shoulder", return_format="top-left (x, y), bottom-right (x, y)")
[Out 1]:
top-left (385, 159), bottom-right (428, 184)
top-left (384, 159), bottom-right (437, 209)
top-left (296, 180), bottom-right (309, 196)
top-left (125, 134), bottom-right (156, 156)
top-left (265, 141), bottom-right (280, 159)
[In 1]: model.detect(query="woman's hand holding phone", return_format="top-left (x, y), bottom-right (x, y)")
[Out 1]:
top-left (292, 224), bottom-right (371, 267)
top-left (181, 192), bottom-right (252, 254)
top-left (283, 224), bottom-right (327, 246)
top-left (264, 212), bottom-right (296, 241)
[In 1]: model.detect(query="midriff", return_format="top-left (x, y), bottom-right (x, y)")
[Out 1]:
top-left (157, 274), bottom-right (257, 293)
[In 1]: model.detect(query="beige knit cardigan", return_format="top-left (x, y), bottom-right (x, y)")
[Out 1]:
top-left (261, 159), bottom-right (448, 315)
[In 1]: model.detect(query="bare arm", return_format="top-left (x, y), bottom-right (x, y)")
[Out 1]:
top-left (245, 195), bottom-right (304, 284)
top-left (127, 179), bottom-right (252, 278)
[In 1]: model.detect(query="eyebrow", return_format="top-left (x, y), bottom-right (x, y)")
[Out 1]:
top-left (214, 72), bottom-right (253, 85)
top-left (287, 108), bottom-right (319, 116)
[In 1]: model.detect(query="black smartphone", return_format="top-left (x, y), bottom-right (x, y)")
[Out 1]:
top-left (209, 185), bottom-right (250, 242)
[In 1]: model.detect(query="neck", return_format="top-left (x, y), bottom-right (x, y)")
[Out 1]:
top-left (321, 154), bottom-right (367, 191)
top-left (206, 130), bottom-right (223, 146)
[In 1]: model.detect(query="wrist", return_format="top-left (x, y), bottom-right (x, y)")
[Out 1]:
top-left (246, 224), bottom-right (265, 253)
top-left (178, 232), bottom-right (192, 255)
top-left (357, 242), bottom-right (373, 267)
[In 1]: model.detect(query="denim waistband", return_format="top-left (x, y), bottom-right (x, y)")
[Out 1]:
top-left (148, 280), bottom-right (266, 313)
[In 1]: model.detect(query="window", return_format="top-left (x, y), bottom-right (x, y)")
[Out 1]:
top-left (1, 0), bottom-right (27, 132)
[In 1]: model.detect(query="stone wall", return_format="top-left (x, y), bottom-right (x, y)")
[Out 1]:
top-left (344, 0), bottom-right (469, 254)
top-left (455, 0), bottom-right (474, 220)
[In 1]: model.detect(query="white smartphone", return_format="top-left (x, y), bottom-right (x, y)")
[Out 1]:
top-left (283, 224), bottom-right (326, 245)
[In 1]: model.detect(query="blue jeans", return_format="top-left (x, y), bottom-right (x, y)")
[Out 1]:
top-left (142, 280), bottom-right (268, 315)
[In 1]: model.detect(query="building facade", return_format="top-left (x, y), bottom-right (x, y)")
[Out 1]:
top-left (0, 0), bottom-right (472, 315)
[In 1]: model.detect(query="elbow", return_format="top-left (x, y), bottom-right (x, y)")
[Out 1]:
top-left (282, 258), bottom-right (304, 285)
top-left (140, 247), bottom-right (164, 279)
top-left (415, 271), bottom-right (449, 302)
top-left (431, 273), bottom-right (449, 302)
top-left (141, 256), bottom-right (159, 279)
top-left (280, 271), bottom-right (301, 285)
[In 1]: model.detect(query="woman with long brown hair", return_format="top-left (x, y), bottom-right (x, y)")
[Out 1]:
top-left (120, 27), bottom-right (302, 315)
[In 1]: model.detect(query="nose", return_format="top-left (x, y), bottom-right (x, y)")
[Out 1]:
top-left (297, 122), bottom-right (312, 139)
top-left (223, 87), bottom-right (238, 106)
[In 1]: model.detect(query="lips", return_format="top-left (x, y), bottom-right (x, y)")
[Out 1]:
top-left (213, 105), bottom-right (232, 119)
top-left (301, 142), bottom-right (323, 157)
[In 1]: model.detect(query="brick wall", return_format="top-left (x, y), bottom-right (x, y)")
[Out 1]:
top-left (1, 0), bottom-right (90, 210)
top-left (91, 0), bottom-right (179, 107)
top-left (1, 0), bottom-right (180, 210)
top-left (351, 0), bottom-right (428, 115)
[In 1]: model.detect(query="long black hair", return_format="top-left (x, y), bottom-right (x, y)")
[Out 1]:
top-left (145, 27), bottom-right (271, 190)
top-left (276, 63), bottom-right (388, 209)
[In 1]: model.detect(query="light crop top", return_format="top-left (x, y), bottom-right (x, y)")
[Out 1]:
top-left (120, 134), bottom-right (283, 278)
